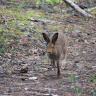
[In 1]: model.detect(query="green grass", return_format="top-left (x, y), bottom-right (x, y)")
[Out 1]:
top-left (66, 71), bottom-right (82, 95)
top-left (89, 74), bottom-right (96, 84)
top-left (66, 71), bottom-right (75, 82)
top-left (74, 86), bottom-right (82, 96)
top-left (0, 5), bottom-right (46, 50)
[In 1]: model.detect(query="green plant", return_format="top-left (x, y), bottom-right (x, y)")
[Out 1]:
top-left (10, 0), bottom-right (14, 2)
top-left (36, 0), bottom-right (77, 6)
top-left (45, 0), bottom-right (59, 4)
top-left (74, 86), bottom-right (82, 96)
top-left (16, 2), bottom-right (24, 12)
top-left (66, 71), bottom-right (75, 82)
top-left (66, 71), bottom-right (82, 95)
top-left (90, 74), bottom-right (96, 84)
top-left (71, 0), bottom-right (77, 3)
top-left (36, 0), bottom-right (60, 6)
top-left (0, 29), bottom-right (7, 52)
top-left (58, 80), bottom-right (62, 84)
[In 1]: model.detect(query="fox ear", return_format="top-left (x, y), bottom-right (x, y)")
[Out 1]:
top-left (42, 33), bottom-right (50, 44)
top-left (52, 33), bottom-right (58, 45)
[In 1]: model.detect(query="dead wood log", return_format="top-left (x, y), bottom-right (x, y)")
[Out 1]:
top-left (63, 0), bottom-right (95, 18)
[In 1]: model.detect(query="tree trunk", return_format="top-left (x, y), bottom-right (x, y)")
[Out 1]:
top-left (63, 0), bottom-right (95, 18)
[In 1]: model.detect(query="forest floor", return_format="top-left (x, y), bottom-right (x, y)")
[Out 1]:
top-left (0, 2), bottom-right (96, 96)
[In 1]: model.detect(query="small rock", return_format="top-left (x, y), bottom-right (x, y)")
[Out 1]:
top-left (84, 40), bottom-right (89, 44)
top-left (75, 76), bottom-right (79, 78)
top-left (0, 56), bottom-right (2, 60)
top-left (82, 51), bottom-right (86, 53)
top-left (52, 95), bottom-right (59, 96)
top-left (92, 66), bottom-right (96, 68)
top-left (29, 77), bottom-right (37, 80)
top-left (31, 22), bottom-right (34, 25)
top-left (25, 87), bottom-right (28, 90)
top-left (44, 94), bottom-right (52, 96)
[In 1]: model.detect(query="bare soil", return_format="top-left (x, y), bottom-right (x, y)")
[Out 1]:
top-left (0, 1), bottom-right (96, 96)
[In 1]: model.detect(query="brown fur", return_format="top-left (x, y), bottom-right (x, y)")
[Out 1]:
top-left (42, 32), bottom-right (67, 78)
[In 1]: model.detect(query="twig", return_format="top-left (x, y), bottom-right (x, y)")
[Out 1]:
top-left (12, 15), bottom-right (19, 24)
top-left (1, 13), bottom-right (8, 28)
top-left (28, 17), bottom-right (65, 25)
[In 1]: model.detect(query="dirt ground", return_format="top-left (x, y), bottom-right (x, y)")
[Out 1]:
top-left (0, 1), bottom-right (96, 96)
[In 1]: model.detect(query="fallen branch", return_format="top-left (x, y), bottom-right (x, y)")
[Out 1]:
top-left (28, 17), bottom-right (65, 24)
top-left (28, 17), bottom-right (50, 23)
top-left (63, 0), bottom-right (95, 18)
top-left (12, 15), bottom-right (19, 24)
